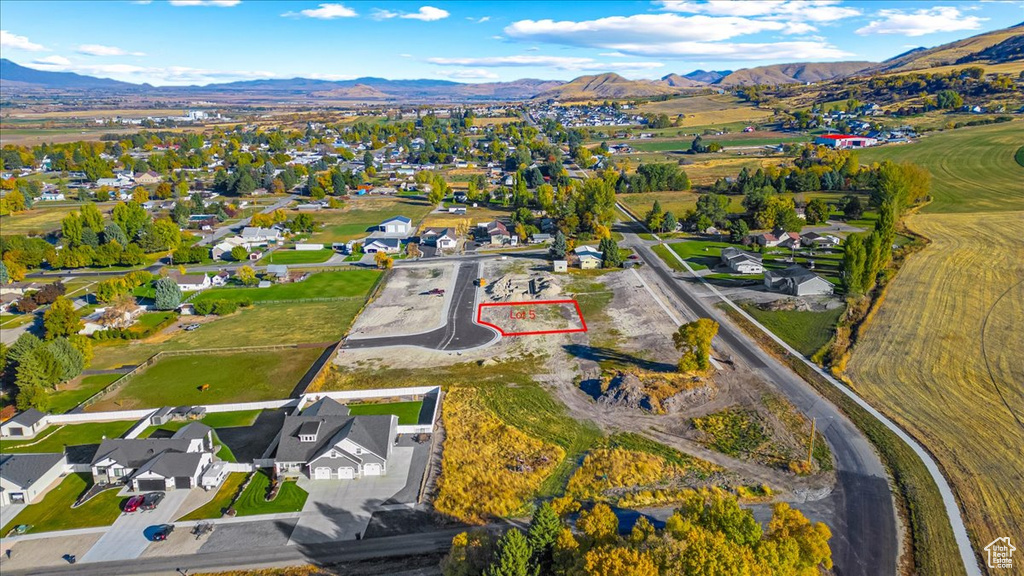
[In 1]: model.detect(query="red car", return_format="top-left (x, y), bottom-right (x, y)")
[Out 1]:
top-left (123, 495), bottom-right (145, 513)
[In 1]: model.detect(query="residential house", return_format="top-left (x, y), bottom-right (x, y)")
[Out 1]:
top-left (363, 237), bottom-right (402, 254)
top-left (774, 231), bottom-right (802, 249)
top-left (211, 237), bottom-right (246, 260)
top-left (480, 221), bottom-right (510, 245)
top-left (275, 397), bottom-right (398, 481)
top-left (39, 192), bottom-right (66, 202)
top-left (211, 270), bottom-right (231, 287)
top-left (90, 423), bottom-right (215, 491)
top-left (448, 206), bottom-right (467, 215)
top-left (134, 171), bottom-right (162, 185)
top-left (720, 247), bottom-right (763, 274)
top-left (0, 282), bottom-right (40, 297)
top-left (574, 245), bottom-right (603, 270)
top-left (377, 216), bottom-right (412, 236)
top-left (421, 228), bottom-right (458, 251)
top-left (801, 232), bottom-right (841, 248)
top-left (746, 233), bottom-right (781, 248)
top-left (166, 270), bottom-right (212, 292)
top-left (813, 134), bottom-right (878, 149)
top-left (531, 233), bottom-right (552, 244)
top-left (0, 453), bottom-right (68, 507)
top-left (0, 409), bottom-right (50, 439)
top-left (240, 227), bottom-right (282, 248)
top-left (764, 266), bottom-right (834, 296)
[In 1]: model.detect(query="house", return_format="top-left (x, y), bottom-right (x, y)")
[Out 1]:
top-left (275, 397), bottom-right (398, 480)
top-left (813, 134), bottom-right (878, 149)
top-left (90, 423), bottom-right (215, 491)
top-left (363, 237), bottom-right (402, 254)
top-left (166, 270), bottom-right (212, 292)
top-left (377, 216), bottom-right (412, 236)
top-left (764, 266), bottom-right (834, 296)
top-left (0, 453), bottom-right (68, 507)
top-left (801, 232), bottom-right (841, 248)
top-left (775, 231), bottom-right (802, 249)
top-left (531, 233), bottom-right (553, 244)
top-left (574, 245), bottom-right (604, 270)
top-left (480, 221), bottom-right (510, 245)
top-left (720, 247), bottom-right (763, 274)
top-left (746, 233), bottom-right (781, 248)
top-left (134, 171), bottom-right (162, 185)
top-left (240, 227), bottom-right (282, 247)
top-left (0, 282), bottom-right (40, 296)
top-left (421, 228), bottom-right (458, 251)
top-left (211, 270), bottom-right (231, 286)
top-left (211, 236), bottom-right (247, 260)
top-left (39, 192), bottom-right (66, 202)
top-left (266, 264), bottom-right (289, 281)
top-left (0, 409), bottom-right (50, 439)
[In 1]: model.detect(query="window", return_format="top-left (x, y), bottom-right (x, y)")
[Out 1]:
top-left (95, 467), bottom-right (107, 475)
top-left (354, 448), bottom-right (362, 455)
top-left (113, 468), bottom-right (126, 477)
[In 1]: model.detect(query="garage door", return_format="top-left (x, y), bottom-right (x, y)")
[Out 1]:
top-left (138, 479), bottom-right (166, 492)
top-left (314, 467), bottom-right (332, 480)
top-left (363, 463), bottom-right (382, 476)
top-left (174, 476), bottom-right (192, 489)
top-left (338, 467), bottom-right (355, 479)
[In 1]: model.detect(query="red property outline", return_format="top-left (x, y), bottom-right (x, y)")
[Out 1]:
top-left (477, 299), bottom-right (588, 337)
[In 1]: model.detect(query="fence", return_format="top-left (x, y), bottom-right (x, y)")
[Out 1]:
top-left (123, 413), bottom-right (159, 439)
top-left (46, 408), bottom-right (156, 425)
top-left (301, 386), bottom-right (439, 402)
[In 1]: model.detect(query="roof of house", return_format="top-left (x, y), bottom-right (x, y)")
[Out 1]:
top-left (91, 438), bottom-right (193, 468)
top-left (241, 226), bottom-right (280, 239)
top-left (171, 422), bottom-right (212, 441)
top-left (574, 245), bottom-right (603, 256)
top-left (166, 270), bottom-right (209, 285)
top-left (424, 227), bottom-right (456, 239)
top-left (266, 264), bottom-right (288, 277)
top-left (816, 134), bottom-right (861, 140)
top-left (303, 397), bottom-right (351, 417)
top-left (136, 451), bottom-right (205, 479)
top-left (485, 221), bottom-right (509, 235)
top-left (721, 247), bottom-right (762, 264)
top-left (765, 265), bottom-right (825, 285)
top-left (0, 453), bottom-right (65, 489)
top-left (366, 237), bottom-right (401, 248)
top-left (381, 216), bottom-right (411, 225)
top-left (5, 408), bottom-right (46, 429)
top-left (275, 398), bottom-right (395, 464)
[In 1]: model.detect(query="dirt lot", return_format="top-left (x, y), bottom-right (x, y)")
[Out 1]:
top-left (348, 264), bottom-right (455, 339)
top-left (0, 532), bottom-right (102, 569)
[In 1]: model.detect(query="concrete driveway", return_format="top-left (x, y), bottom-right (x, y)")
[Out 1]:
top-left (287, 446), bottom-right (414, 545)
top-left (79, 489), bottom-right (191, 563)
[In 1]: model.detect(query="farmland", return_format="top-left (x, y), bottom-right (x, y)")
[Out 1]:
top-left (637, 94), bottom-right (775, 126)
top-left (848, 121), bottom-right (1024, 561)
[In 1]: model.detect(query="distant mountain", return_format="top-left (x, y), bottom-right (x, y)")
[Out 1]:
top-left (684, 69), bottom-right (731, 83)
top-left (533, 73), bottom-right (679, 101)
top-left (0, 58), bottom-right (141, 90)
top-left (659, 73), bottom-right (706, 88)
top-left (869, 23), bottom-right (1024, 73)
top-left (716, 62), bottom-right (875, 86)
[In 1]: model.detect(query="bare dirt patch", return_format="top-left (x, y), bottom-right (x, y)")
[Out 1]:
top-left (348, 264), bottom-right (455, 339)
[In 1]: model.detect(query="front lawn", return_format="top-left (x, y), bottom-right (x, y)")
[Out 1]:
top-left (47, 373), bottom-right (122, 414)
top-left (740, 302), bottom-right (845, 357)
top-left (666, 240), bottom-right (737, 271)
top-left (178, 472), bottom-right (248, 521)
top-left (234, 471), bottom-right (308, 516)
top-left (192, 270), bottom-right (380, 304)
top-left (0, 420), bottom-right (135, 454)
top-left (1, 473), bottom-right (123, 535)
top-left (347, 400), bottom-right (423, 425)
top-left (86, 349), bottom-right (323, 412)
top-left (260, 248), bottom-right (335, 265)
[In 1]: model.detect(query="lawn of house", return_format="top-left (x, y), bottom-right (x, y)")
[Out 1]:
top-left (0, 420), bottom-right (135, 454)
top-left (740, 303), bottom-right (845, 357)
top-left (666, 240), bottom-right (738, 270)
top-left (177, 472), bottom-right (248, 521)
top-left (1, 473), bottom-right (124, 536)
top-left (192, 270), bottom-right (380, 305)
top-left (305, 198), bottom-right (434, 244)
top-left (86, 349), bottom-right (323, 412)
top-left (46, 373), bottom-right (122, 414)
top-left (259, 248), bottom-right (335, 265)
top-left (139, 410), bottom-right (262, 437)
top-left (234, 471), bottom-right (308, 516)
top-left (347, 400), bottom-right (424, 425)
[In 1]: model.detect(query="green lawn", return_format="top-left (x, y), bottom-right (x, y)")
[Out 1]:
top-left (178, 472), bottom-right (248, 521)
top-left (740, 303), bottom-right (845, 357)
top-left (139, 410), bottom-right (263, 438)
top-left (306, 198), bottom-right (434, 244)
top-left (47, 373), bottom-right (122, 414)
top-left (1, 420), bottom-right (135, 453)
top-left (347, 401), bottom-right (423, 425)
top-left (260, 248), bottom-right (335, 265)
top-left (652, 244), bottom-right (685, 271)
top-left (1, 473), bottom-right (124, 535)
top-left (193, 270), bottom-right (380, 304)
top-left (86, 348), bottom-right (323, 412)
top-left (234, 471), bottom-right (308, 516)
top-left (666, 240), bottom-right (738, 270)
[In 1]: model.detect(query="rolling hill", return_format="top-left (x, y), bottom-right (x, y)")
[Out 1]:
top-left (0, 58), bottom-right (141, 90)
top-left (684, 70), bottom-right (732, 83)
top-left (659, 74), bottom-right (707, 88)
top-left (532, 73), bottom-right (679, 100)
top-left (869, 22), bottom-right (1024, 73)
top-left (716, 61), bottom-right (875, 86)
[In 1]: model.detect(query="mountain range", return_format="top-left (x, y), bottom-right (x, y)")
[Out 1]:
top-left (1, 24), bottom-right (1020, 102)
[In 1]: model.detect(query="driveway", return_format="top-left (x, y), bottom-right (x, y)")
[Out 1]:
top-left (79, 489), bottom-right (192, 563)
top-left (287, 446), bottom-right (414, 545)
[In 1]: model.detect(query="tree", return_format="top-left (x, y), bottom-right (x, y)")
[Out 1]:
top-left (673, 318), bottom-right (719, 374)
top-left (288, 213), bottom-right (315, 233)
top-left (577, 503), bottom-right (618, 546)
top-left (527, 503), bottom-right (561, 573)
top-left (237, 265), bottom-right (259, 286)
top-left (599, 237), bottom-right (622, 269)
top-left (484, 528), bottom-right (531, 576)
top-left (842, 234), bottom-right (866, 295)
top-left (0, 260), bottom-right (8, 285)
top-left (805, 198), bottom-right (830, 225)
top-left (61, 212), bottom-right (84, 247)
top-left (443, 531), bottom-right (496, 576)
top-left (550, 231), bottom-right (567, 259)
top-left (552, 529), bottom-right (582, 576)
top-left (583, 547), bottom-right (656, 576)
top-left (230, 246), bottom-right (249, 261)
top-left (767, 502), bottom-right (833, 573)
top-left (936, 90), bottom-right (963, 109)
top-left (406, 242), bottom-right (422, 259)
top-left (645, 200), bottom-right (664, 232)
top-left (153, 276), bottom-right (182, 310)
top-left (103, 222), bottom-right (128, 246)
top-left (374, 251), bottom-right (394, 270)
top-left (662, 211), bottom-right (678, 233)
top-left (48, 338), bottom-right (84, 383)
top-left (841, 194), bottom-right (863, 220)
top-left (43, 296), bottom-right (82, 340)
top-left (729, 219), bottom-right (750, 242)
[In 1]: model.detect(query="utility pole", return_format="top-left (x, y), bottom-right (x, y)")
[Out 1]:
top-left (807, 418), bottom-right (816, 467)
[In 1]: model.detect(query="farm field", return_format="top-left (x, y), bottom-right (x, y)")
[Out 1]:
top-left (305, 197), bottom-right (433, 244)
top-left (86, 348), bottom-right (323, 411)
top-left (637, 94), bottom-right (775, 126)
top-left (192, 270), bottom-right (380, 304)
top-left (47, 373), bottom-right (122, 414)
top-left (848, 121), bottom-right (1024, 562)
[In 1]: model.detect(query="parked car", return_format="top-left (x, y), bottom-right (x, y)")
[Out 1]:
top-left (123, 495), bottom-right (145, 513)
top-left (427, 288), bottom-right (445, 296)
top-left (152, 524), bottom-right (174, 541)
top-left (184, 324), bottom-right (200, 332)
top-left (141, 492), bottom-right (164, 511)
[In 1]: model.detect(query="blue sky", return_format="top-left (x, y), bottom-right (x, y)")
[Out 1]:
top-left (0, 1), bottom-right (1019, 85)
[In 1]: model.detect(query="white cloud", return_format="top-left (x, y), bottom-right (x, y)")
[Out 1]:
top-left (77, 44), bottom-right (146, 57)
top-left (466, 16), bottom-right (491, 23)
top-left (373, 6), bottom-right (449, 21)
top-left (168, 0), bottom-right (241, 6)
top-left (606, 40), bottom-right (851, 60)
top-left (0, 30), bottom-right (47, 52)
top-left (856, 7), bottom-right (986, 36)
top-left (438, 68), bottom-right (501, 80)
top-left (427, 55), bottom-right (664, 71)
top-left (282, 3), bottom-right (358, 19)
top-left (33, 55), bottom-right (72, 67)
top-left (656, 1), bottom-right (860, 22)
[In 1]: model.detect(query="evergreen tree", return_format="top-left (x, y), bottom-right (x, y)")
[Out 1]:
top-left (662, 211), bottom-right (677, 233)
top-left (599, 237), bottom-right (622, 268)
top-left (528, 503), bottom-right (561, 573)
top-left (154, 276), bottom-right (182, 310)
top-left (550, 231), bottom-right (567, 260)
top-left (485, 528), bottom-right (532, 576)
top-left (103, 222), bottom-right (128, 246)
top-left (48, 338), bottom-right (85, 383)
top-left (0, 260), bottom-right (9, 285)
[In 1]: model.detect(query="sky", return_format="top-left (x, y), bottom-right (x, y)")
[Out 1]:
top-left (0, 0), bottom-right (1020, 86)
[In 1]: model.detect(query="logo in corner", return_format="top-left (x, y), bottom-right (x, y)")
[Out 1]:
top-left (985, 537), bottom-right (1016, 569)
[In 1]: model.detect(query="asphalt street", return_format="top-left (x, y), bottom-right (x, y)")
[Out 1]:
top-left (616, 215), bottom-right (897, 576)
top-left (343, 262), bottom-right (498, 352)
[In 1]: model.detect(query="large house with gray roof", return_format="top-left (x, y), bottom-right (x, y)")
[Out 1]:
top-left (90, 422), bottom-right (215, 492)
top-left (0, 408), bottom-right (50, 439)
top-left (275, 397), bottom-right (397, 481)
top-left (0, 453), bottom-right (67, 507)
top-left (764, 265), bottom-right (835, 296)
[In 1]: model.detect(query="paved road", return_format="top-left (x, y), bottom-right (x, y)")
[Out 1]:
top-left (343, 263), bottom-right (498, 351)
top-left (196, 194), bottom-right (299, 247)
top-left (615, 212), bottom-right (897, 576)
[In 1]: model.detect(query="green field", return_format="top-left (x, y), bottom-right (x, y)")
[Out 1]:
top-left (87, 348), bottom-right (323, 411)
top-left (193, 270), bottom-right (380, 304)
top-left (666, 240), bottom-right (737, 270)
top-left (178, 472), bottom-right (248, 521)
top-left (306, 197), bottom-right (433, 244)
top-left (740, 303), bottom-right (845, 357)
top-left (348, 401), bottom-right (423, 425)
top-left (0, 420), bottom-right (134, 453)
top-left (1, 473), bottom-right (124, 535)
top-left (234, 471), bottom-right (308, 516)
top-left (260, 248), bottom-right (335, 265)
top-left (0, 204), bottom-right (97, 235)
top-left (139, 410), bottom-right (263, 438)
top-left (47, 373), bottom-right (123, 414)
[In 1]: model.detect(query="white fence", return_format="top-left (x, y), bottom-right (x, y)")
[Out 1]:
top-left (222, 462), bottom-right (254, 473)
top-left (301, 386), bottom-right (439, 403)
top-left (397, 424), bottom-right (434, 434)
top-left (295, 243), bottom-right (325, 251)
top-left (46, 409), bottom-right (157, 425)
top-left (204, 399), bottom-right (297, 413)
top-left (123, 413), bottom-right (159, 439)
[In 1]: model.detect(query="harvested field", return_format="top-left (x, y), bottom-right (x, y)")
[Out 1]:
top-left (348, 264), bottom-right (454, 338)
top-left (638, 94), bottom-right (775, 126)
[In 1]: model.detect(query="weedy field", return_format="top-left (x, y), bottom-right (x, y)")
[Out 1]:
top-left (848, 121), bottom-right (1024, 563)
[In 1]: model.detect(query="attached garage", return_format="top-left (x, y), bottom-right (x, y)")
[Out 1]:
top-left (337, 467), bottom-right (355, 479)
top-left (137, 479), bottom-right (166, 492)
top-left (173, 476), bottom-right (193, 489)
top-left (363, 463), bottom-right (382, 476)
top-left (314, 467), bottom-right (332, 480)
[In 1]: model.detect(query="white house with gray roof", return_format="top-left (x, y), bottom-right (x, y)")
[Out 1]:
top-left (90, 422), bottom-right (215, 492)
top-left (0, 453), bottom-right (68, 507)
top-left (275, 397), bottom-right (397, 481)
top-left (0, 409), bottom-right (50, 439)
top-left (764, 265), bottom-right (835, 296)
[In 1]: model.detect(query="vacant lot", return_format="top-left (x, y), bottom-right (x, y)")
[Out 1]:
top-left (87, 348), bottom-right (323, 411)
top-left (260, 248), bottom-right (335, 265)
top-left (349, 265), bottom-right (451, 338)
top-left (849, 121), bottom-right (1024, 560)
top-left (193, 270), bottom-right (380, 304)
top-left (1, 204), bottom-right (106, 236)
top-left (306, 197), bottom-right (433, 244)
top-left (740, 303), bottom-right (844, 357)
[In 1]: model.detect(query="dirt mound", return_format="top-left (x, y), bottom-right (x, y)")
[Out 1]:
top-left (596, 370), bottom-right (716, 414)
top-left (486, 273), bottom-right (562, 302)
